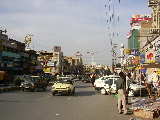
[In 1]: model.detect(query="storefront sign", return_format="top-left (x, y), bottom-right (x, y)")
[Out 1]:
top-left (146, 49), bottom-right (155, 63)
top-left (130, 49), bottom-right (139, 55)
top-left (140, 53), bottom-right (145, 63)
top-left (126, 49), bottom-right (130, 54)
top-left (131, 14), bottom-right (152, 21)
top-left (47, 61), bottom-right (54, 67)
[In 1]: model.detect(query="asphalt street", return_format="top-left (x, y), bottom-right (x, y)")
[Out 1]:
top-left (0, 81), bottom-right (159, 120)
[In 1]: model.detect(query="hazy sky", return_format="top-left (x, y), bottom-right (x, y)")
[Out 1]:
top-left (0, 0), bottom-right (151, 66)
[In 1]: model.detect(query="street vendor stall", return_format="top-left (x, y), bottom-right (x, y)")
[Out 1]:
top-left (130, 97), bottom-right (160, 119)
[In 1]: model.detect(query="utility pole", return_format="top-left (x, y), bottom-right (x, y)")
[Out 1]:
top-left (111, 42), bottom-right (117, 74)
top-left (87, 52), bottom-right (98, 63)
top-left (120, 43), bottom-right (125, 71)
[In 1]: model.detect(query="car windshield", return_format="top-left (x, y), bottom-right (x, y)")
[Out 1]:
top-left (129, 79), bottom-right (138, 84)
top-left (56, 79), bottom-right (72, 84)
top-left (26, 77), bottom-right (40, 82)
top-left (59, 77), bottom-right (70, 81)
top-left (105, 79), bottom-right (117, 85)
top-left (101, 76), bottom-right (120, 80)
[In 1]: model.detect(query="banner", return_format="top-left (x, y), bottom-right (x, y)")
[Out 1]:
top-left (131, 14), bottom-right (152, 21)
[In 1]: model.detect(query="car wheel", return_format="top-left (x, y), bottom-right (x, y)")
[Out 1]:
top-left (42, 86), bottom-right (47, 91)
top-left (21, 89), bottom-right (24, 91)
top-left (52, 93), bottom-right (55, 96)
top-left (72, 88), bottom-right (75, 94)
top-left (100, 88), bottom-right (106, 95)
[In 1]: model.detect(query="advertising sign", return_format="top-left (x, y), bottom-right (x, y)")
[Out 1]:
top-left (132, 56), bottom-right (139, 65)
top-left (131, 14), bottom-right (152, 21)
top-left (154, 40), bottom-right (160, 62)
top-left (7, 62), bottom-right (13, 67)
top-left (146, 49), bottom-right (155, 63)
top-left (54, 46), bottom-right (61, 52)
top-left (130, 49), bottom-right (139, 55)
top-left (43, 68), bottom-right (50, 73)
top-left (140, 53), bottom-right (145, 63)
top-left (126, 49), bottom-right (130, 54)
top-left (127, 30), bottom-right (132, 38)
top-left (47, 61), bottom-right (54, 66)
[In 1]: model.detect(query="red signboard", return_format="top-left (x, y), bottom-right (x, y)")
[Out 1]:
top-left (131, 14), bottom-right (152, 22)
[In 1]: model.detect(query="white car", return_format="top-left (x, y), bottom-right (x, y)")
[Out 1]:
top-left (94, 75), bottom-right (120, 91)
top-left (100, 78), bottom-right (118, 95)
top-left (128, 81), bottom-right (148, 97)
top-left (99, 78), bottom-right (148, 96)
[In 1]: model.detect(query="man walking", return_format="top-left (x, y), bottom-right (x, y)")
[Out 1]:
top-left (116, 72), bottom-right (127, 115)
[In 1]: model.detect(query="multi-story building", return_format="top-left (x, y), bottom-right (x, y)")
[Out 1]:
top-left (0, 32), bottom-right (37, 77)
top-left (125, 14), bottom-right (153, 67)
top-left (36, 50), bottom-right (83, 76)
top-left (125, 13), bottom-right (160, 76)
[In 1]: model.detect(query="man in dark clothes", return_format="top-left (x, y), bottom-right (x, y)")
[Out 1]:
top-left (91, 73), bottom-right (96, 86)
top-left (116, 72), bottom-right (127, 115)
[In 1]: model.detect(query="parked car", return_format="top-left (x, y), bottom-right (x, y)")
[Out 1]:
top-left (99, 78), bottom-right (148, 96)
top-left (20, 75), bottom-right (47, 92)
top-left (94, 75), bottom-right (120, 91)
top-left (128, 81), bottom-right (148, 97)
top-left (82, 75), bottom-right (91, 83)
top-left (51, 77), bottom-right (75, 96)
top-left (99, 78), bottom-right (118, 95)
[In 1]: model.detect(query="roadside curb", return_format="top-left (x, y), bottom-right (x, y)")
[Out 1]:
top-left (0, 86), bottom-right (20, 93)
top-left (0, 82), bottom-right (54, 93)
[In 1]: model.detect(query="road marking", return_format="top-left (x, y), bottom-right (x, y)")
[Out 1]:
top-left (37, 95), bottom-right (52, 101)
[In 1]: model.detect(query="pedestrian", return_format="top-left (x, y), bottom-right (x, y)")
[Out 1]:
top-left (152, 71), bottom-right (159, 88)
top-left (91, 73), bottom-right (96, 86)
top-left (138, 72), bottom-right (145, 84)
top-left (116, 72), bottom-right (128, 115)
top-left (126, 73), bottom-right (134, 97)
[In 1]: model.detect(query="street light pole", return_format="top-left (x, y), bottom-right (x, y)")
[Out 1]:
top-left (87, 52), bottom-right (98, 63)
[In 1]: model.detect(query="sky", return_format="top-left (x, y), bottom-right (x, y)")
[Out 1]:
top-left (0, 0), bottom-right (152, 66)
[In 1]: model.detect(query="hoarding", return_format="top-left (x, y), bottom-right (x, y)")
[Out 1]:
top-left (131, 14), bottom-right (152, 21)
top-left (130, 49), bottom-right (139, 55)
top-left (146, 49), bottom-right (155, 63)
top-left (126, 49), bottom-right (130, 54)
top-left (140, 53), bottom-right (145, 63)
top-left (47, 61), bottom-right (54, 66)
top-left (54, 46), bottom-right (61, 52)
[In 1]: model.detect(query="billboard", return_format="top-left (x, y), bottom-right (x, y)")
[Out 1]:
top-left (47, 61), bottom-right (54, 66)
top-left (54, 46), bottom-right (61, 52)
top-left (130, 49), bottom-right (139, 55)
top-left (146, 49), bottom-right (155, 63)
top-left (126, 49), bottom-right (130, 54)
top-left (131, 14), bottom-right (152, 21)
top-left (140, 53), bottom-right (145, 63)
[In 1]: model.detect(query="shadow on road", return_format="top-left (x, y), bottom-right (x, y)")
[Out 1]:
top-left (73, 90), bottom-right (97, 96)
top-left (76, 85), bottom-right (93, 88)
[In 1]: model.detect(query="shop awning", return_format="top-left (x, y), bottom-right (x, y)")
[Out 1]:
top-left (142, 63), bottom-right (160, 68)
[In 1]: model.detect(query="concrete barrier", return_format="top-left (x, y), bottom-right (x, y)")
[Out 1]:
top-left (0, 86), bottom-right (20, 93)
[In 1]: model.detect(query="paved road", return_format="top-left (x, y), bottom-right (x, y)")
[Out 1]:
top-left (0, 81), bottom-right (159, 120)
